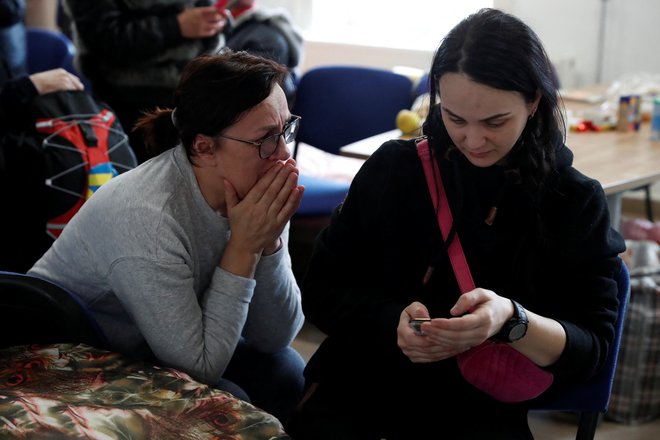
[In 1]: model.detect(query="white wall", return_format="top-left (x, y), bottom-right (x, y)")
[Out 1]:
top-left (261, 0), bottom-right (660, 88)
top-left (298, 41), bottom-right (433, 77)
top-left (499, 0), bottom-right (660, 87)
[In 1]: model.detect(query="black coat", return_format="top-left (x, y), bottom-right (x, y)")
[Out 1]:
top-left (299, 137), bottom-right (626, 438)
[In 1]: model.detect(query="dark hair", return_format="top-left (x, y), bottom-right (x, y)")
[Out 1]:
top-left (134, 50), bottom-right (287, 158)
top-left (423, 8), bottom-right (566, 192)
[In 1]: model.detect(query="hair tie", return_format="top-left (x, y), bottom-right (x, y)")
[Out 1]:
top-left (171, 108), bottom-right (178, 128)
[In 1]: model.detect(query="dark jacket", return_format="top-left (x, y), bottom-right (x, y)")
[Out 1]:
top-left (0, 0), bottom-right (26, 79)
top-left (63, 0), bottom-right (221, 96)
top-left (300, 137), bottom-right (625, 436)
top-left (225, 6), bottom-right (303, 105)
top-left (1, 74), bottom-right (38, 164)
top-left (0, 0), bottom-right (23, 27)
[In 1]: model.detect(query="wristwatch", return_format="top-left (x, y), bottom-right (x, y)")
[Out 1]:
top-left (494, 299), bottom-right (528, 343)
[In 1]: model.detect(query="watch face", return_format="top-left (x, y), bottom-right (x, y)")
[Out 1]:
top-left (509, 323), bottom-right (527, 341)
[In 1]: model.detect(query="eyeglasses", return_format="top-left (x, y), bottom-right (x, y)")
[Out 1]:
top-left (216, 115), bottom-right (301, 159)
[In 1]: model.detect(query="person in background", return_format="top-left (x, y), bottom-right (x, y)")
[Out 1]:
top-left (24, 0), bottom-right (58, 30)
top-left (62, 0), bottom-right (228, 163)
top-left (29, 50), bottom-right (306, 425)
top-left (0, 67), bottom-right (85, 272)
top-left (288, 8), bottom-right (625, 439)
top-left (0, 67), bottom-right (84, 149)
top-left (225, 0), bottom-right (303, 106)
top-left (0, 0), bottom-right (28, 79)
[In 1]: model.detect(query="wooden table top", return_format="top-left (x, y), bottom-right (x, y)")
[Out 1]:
top-left (339, 123), bottom-right (660, 196)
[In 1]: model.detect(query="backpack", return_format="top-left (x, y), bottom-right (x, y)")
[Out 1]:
top-left (0, 90), bottom-right (137, 272)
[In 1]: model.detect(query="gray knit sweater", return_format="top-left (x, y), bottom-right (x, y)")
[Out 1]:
top-left (29, 145), bottom-right (304, 385)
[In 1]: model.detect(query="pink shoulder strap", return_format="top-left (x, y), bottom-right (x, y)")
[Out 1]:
top-left (416, 138), bottom-right (475, 294)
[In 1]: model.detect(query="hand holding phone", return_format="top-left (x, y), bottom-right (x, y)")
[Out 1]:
top-left (409, 317), bottom-right (432, 336)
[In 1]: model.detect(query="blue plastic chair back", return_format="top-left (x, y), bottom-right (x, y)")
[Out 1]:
top-left (25, 27), bottom-right (76, 75)
top-left (530, 258), bottom-right (630, 440)
top-left (296, 174), bottom-right (350, 216)
top-left (414, 72), bottom-right (430, 98)
top-left (292, 66), bottom-right (414, 156)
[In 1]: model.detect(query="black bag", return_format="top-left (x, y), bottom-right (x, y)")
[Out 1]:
top-left (0, 90), bottom-right (137, 272)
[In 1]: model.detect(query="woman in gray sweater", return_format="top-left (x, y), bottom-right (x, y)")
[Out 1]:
top-left (29, 50), bottom-right (306, 425)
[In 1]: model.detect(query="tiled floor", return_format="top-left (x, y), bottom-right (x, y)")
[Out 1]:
top-left (529, 411), bottom-right (660, 440)
top-left (291, 323), bottom-right (660, 440)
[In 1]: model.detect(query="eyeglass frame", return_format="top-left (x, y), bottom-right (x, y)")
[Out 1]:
top-left (215, 115), bottom-right (302, 159)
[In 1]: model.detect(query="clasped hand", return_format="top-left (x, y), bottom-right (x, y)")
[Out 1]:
top-left (225, 159), bottom-right (303, 257)
top-left (397, 289), bottom-right (513, 363)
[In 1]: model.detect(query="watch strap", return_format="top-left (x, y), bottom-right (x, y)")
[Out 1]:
top-left (495, 299), bottom-right (528, 342)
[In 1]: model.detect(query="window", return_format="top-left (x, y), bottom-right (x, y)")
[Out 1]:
top-left (304, 1), bottom-right (493, 51)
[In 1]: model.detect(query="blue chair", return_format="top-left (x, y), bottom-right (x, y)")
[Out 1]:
top-left (414, 72), bottom-right (430, 98)
top-left (25, 26), bottom-right (93, 91)
top-left (25, 27), bottom-right (76, 75)
top-left (530, 258), bottom-right (631, 440)
top-left (297, 174), bottom-right (350, 216)
top-left (292, 66), bottom-right (414, 217)
top-left (293, 65), bottom-right (414, 157)
top-left (0, 271), bottom-right (108, 350)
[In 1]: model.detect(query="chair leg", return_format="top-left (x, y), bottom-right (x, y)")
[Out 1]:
top-left (644, 185), bottom-right (654, 222)
top-left (576, 411), bottom-right (600, 440)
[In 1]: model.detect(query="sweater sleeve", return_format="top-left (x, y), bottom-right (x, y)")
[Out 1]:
top-left (106, 255), bottom-right (255, 386)
top-left (241, 223), bottom-right (304, 352)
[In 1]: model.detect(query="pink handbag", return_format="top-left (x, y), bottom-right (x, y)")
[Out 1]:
top-left (416, 138), bottom-right (553, 402)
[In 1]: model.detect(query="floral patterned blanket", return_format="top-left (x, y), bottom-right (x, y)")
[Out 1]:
top-left (0, 343), bottom-right (289, 439)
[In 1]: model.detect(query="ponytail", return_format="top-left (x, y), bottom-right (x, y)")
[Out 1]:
top-left (133, 107), bottom-right (180, 156)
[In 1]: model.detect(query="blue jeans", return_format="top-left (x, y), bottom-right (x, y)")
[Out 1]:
top-left (215, 340), bottom-right (305, 425)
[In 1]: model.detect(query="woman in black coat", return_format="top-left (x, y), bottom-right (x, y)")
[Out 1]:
top-left (289, 8), bottom-right (626, 440)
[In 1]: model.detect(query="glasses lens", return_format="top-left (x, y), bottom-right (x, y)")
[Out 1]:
top-left (259, 117), bottom-right (300, 159)
top-left (260, 135), bottom-right (279, 159)
top-left (284, 117), bottom-right (300, 143)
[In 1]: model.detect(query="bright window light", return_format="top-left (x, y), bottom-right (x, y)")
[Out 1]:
top-left (306, 1), bottom-right (493, 51)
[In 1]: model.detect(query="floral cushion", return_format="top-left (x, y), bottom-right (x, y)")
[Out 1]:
top-left (0, 343), bottom-right (289, 439)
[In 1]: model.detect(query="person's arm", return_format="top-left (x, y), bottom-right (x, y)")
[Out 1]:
top-left (0, 0), bottom-right (24, 26)
top-left (0, 76), bottom-right (37, 110)
top-left (65, 0), bottom-right (182, 62)
top-left (64, 0), bottom-right (224, 63)
top-left (395, 159), bottom-right (624, 382)
top-left (0, 69), bottom-right (83, 137)
top-left (107, 256), bottom-right (254, 385)
top-left (531, 176), bottom-right (625, 380)
top-left (242, 223), bottom-right (304, 352)
top-left (449, 174), bottom-right (624, 379)
top-left (28, 68), bottom-right (84, 95)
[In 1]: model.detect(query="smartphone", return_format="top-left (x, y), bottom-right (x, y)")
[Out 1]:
top-left (214, 0), bottom-right (237, 10)
top-left (409, 317), bottom-right (432, 336)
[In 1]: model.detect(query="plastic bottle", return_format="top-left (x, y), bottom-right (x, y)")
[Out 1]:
top-left (652, 97), bottom-right (660, 141)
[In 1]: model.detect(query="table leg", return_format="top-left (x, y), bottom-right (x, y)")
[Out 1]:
top-left (607, 193), bottom-right (622, 231)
